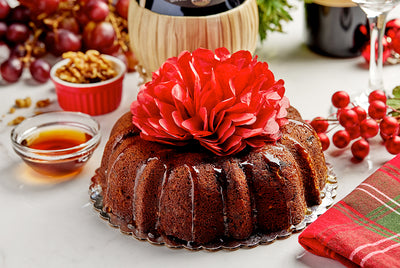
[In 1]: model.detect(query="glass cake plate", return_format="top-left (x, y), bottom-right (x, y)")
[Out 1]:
top-left (89, 164), bottom-right (337, 251)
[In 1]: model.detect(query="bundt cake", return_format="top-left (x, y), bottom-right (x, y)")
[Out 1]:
top-left (89, 48), bottom-right (330, 249)
top-left (90, 107), bottom-right (329, 248)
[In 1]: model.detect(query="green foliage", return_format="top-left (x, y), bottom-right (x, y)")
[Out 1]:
top-left (387, 86), bottom-right (400, 117)
top-left (392, 86), bottom-right (400, 98)
top-left (257, 0), bottom-right (293, 41)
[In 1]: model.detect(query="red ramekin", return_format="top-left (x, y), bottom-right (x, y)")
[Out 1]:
top-left (50, 55), bottom-right (126, 116)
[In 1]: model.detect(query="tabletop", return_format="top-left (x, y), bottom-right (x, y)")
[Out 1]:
top-left (1, 3), bottom-right (400, 268)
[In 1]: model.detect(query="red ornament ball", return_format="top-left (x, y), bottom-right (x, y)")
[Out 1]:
top-left (332, 91), bottom-right (350, 108)
top-left (351, 139), bottom-right (370, 160)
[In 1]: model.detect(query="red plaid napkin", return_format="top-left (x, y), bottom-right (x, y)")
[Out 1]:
top-left (299, 154), bottom-right (400, 268)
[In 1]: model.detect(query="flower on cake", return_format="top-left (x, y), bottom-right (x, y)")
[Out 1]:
top-left (131, 47), bottom-right (289, 156)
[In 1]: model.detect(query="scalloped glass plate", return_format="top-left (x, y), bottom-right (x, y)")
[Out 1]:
top-left (89, 164), bottom-right (337, 251)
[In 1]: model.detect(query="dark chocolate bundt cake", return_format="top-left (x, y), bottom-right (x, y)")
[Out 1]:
top-left (90, 107), bottom-right (328, 247)
top-left (90, 48), bottom-right (330, 249)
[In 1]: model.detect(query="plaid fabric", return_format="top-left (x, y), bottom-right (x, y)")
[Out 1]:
top-left (299, 154), bottom-right (400, 268)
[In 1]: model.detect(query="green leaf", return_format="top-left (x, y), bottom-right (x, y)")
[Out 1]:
top-left (257, 0), bottom-right (294, 41)
top-left (392, 86), bottom-right (400, 98)
top-left (389, 111), bottom-right (400, 117)
top-left (386, 98), bottom-right (400, 109)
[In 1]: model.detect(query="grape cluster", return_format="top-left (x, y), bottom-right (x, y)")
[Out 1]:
top-left (0, 0), bottom-right (135, 84)
top-left (310, 90), bottom-right (400, 161)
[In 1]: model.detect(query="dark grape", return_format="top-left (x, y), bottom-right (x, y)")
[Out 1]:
top-left (83, 0), bottom-right (108, 6)
top-left (84, 21), bottom-right (116, 51)
top-left (44, 31), bottom-right (60, 56)
top-left (0, 21), bottom-right (7, 39)
top-left (100, 42), bottom-right (121, 55)
top-left (59, 17), bottom-right (80, 34)
top-left (55, 29), bottom-right (82, 53)
top-left (29, 58), bottom-right (50, 83)
top-left (18, 0), bottom-right (59, 15)
top-left (1, 57), bottom-right (23, 83)
top-left (0, 0), bottom-right (10, 20)
top-left (37, 0), bottom-right (60, 15)
top-left (6, 23), bottom-right (30, 44)
top-left (75, 9), bottom-right (90, 26)
top-left (10, 43), bottom-right (27, 58)
top-left (9, 5), bottom-right (30, 23)
top-left (124, 50), bottom-right (138, 72)
top-left (116, 0), bottom-right (129, 19)
top-left (86, 1), bottom-right (109, 22)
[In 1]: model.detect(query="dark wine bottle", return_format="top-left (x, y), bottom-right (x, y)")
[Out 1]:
top-left (305, 0), bottom-right (368, 58)
top-left (138, 0), bottom-right (244, 16)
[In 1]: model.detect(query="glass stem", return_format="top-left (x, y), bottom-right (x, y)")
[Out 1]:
top-left (367, 12), bottom-right (388, 92)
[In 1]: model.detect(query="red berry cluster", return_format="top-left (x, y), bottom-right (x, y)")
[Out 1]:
top-left (310, 90), bottom-right (400, 161)
top-left (360, 19), bottom-right (400, 64)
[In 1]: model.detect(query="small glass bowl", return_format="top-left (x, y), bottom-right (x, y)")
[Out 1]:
top-left (10, 111), bottom-right (101, 177)
top-left (50, 54), bottom-right (126, 115)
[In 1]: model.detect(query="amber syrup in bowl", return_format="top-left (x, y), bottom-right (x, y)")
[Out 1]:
top-left (10, 111), bottom-right (101, 177)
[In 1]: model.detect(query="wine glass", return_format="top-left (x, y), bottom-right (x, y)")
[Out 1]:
top-left (352, 0), bottom-right (400, 106)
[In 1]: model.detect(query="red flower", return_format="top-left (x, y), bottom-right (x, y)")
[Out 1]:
top-left (131, 47), bottom-right (289, 156)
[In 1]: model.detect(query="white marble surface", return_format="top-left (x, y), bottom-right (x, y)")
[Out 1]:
top-left (1, 3), bottom-right (400, 268)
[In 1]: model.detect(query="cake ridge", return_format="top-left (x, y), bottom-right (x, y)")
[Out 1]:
top-left (155, 159), bottom-right (168, 239)
top-left (221, 158), bottom-right (253, 239)
top-left (188, 164), bottom-right (196, 243)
